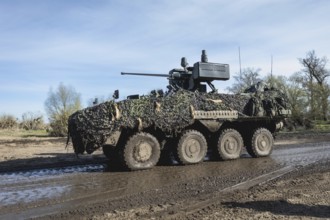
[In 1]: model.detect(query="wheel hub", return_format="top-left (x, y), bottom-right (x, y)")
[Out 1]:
top-left (134, 142), bottom-right (152, 162)
top-left (258, 135), bottom-right (269, 151)
top-left (224, 137), bottom-right (238, 154)
top-left (185, 139), bottom-right (200, 158)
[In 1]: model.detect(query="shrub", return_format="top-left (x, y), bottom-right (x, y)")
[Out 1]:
top-left (45, 83), bottom-right (82, 137)
top-left (21, 112), bottom-right (45, 130)
top-left (0, 114), bottom-right (18, 129)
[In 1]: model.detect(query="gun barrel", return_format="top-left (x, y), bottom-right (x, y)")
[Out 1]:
top-left (121, 72), bottom-right (168, 77)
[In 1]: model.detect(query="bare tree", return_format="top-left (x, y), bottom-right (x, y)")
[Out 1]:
top-left (227, 67), bottom-right (262, 93)
top-left (21, 111), bottom-right (44, 130)
top-left (299, 50), bottom-right (329, 85)
top-left (298, 50), bottom-right (330, 120)
top-left (45, 83), bottom-right (82, 136)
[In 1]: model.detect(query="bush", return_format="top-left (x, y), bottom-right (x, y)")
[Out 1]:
top-left (48, 116), bottom-right (68, 137)
top-left (283, 118), bottom-right (296, 131)
top-left (45, 83), bottom-right (82, 137)
top-left (304, 118), bottom-right (314, 130)
top-left (0, 114), bottom-right (18, 129)
top-left (21, 112), bottom-right (45, 130)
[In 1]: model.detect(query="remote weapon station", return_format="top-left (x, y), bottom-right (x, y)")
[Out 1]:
top-left (68, 50), bottom-right (291, 171)
top-left (121, 50), bottom-right (227, 94)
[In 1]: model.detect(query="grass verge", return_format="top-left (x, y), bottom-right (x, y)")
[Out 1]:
top-left (0, 129), bottom-right (49, 138)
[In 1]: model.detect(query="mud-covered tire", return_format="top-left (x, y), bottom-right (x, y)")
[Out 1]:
top-left (246, 128), bottom-right (274, 158)
top-left (217, 129), bottom-right (243, 160)
top-left (122, 132), bottom-right (160, 170)
top-left (176, 130), bottom-right (207, 165)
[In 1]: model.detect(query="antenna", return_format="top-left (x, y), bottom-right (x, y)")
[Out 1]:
top-left (271, 54), bottom-right (273, 78)
top-left (270, 55), bottom-right (273, 88)
top-left (238, 46), bottom-right (242, 79)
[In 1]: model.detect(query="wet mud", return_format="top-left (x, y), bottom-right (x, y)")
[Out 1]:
top-left (0, 140), bottom-right (329, 219)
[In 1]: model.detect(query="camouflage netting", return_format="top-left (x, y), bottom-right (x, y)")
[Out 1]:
top-left (68, 89), bottom-right (289, 155)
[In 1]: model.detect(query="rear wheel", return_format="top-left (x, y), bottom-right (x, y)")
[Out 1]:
top-left (176, 130), bottom-right (207, 165)
top-left (217, 129), bottom-right (243, 160)
top-left (246, 128), bottom-right (274, 157)
top-left (122, 132), bottom-right (160, 170)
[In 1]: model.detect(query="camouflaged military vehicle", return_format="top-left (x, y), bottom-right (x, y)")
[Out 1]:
top-left (68, 50), bottom-right (291, 171)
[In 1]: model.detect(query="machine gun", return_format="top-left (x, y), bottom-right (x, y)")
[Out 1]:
top-left (121, 50), bottom-right (230, 93)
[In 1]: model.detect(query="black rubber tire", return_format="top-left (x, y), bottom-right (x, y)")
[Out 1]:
top-left (122, 132), bottom-right (160, 170)
top-left (246, 128), bottom-right (274, 158)
top-left (217, 129), bottom-right (243, 160)
top-left (176, 130), bottom-right (207, 165)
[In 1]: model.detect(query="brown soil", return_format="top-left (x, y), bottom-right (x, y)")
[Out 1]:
top-left (187, 162), bottom-right (330, 220)
top-left (0, 136), bottom-right (69, 161)
top-left (0, 136), bottom-right (105, 172)
top-left (0, 132), bottom-right (329, 219)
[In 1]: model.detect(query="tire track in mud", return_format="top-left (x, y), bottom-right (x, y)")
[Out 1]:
top-left (0, 164), bottom-right (106, 209)
top-left (0, 158), bottom-right (284, 219)
top-left (140, 144), bottom-right (330, 220)
top-left (183, 160), bottom-right (330, 220)
top-left (156, 165), bottom-right (299, 219)
top-left (92, 143), bottom-right (330, 220)
top-left (0, 142), bottom-right (330, 219)
top-left (0, 164), bottom-right (219, 218)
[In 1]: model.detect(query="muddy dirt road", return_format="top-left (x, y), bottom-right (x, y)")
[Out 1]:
top-left (0, 139), bottom-right (330, 219)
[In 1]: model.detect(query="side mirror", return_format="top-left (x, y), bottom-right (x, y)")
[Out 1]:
top-left (113, 90), bottom-right (119, 99)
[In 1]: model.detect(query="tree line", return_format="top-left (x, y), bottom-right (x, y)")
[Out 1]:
top-left (227, 50), bottom-right (330, 129)
top-left (1, 50), bottom-right (328, 136)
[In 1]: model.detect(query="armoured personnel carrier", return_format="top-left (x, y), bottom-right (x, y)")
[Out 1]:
top-left (68, 50), bottom-right (291, 170)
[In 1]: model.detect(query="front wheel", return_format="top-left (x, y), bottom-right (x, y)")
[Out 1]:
top-left (246, 128), bottom-right (274, 157)
top-left (122, 132), bottom-right (160, 170)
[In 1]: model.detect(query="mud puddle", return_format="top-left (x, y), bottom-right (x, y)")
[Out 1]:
top-left (0, 164), bottom-right (104, 186)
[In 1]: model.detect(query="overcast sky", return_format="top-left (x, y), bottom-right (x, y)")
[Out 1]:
top-left (1, 0), bottom-right (330, 119)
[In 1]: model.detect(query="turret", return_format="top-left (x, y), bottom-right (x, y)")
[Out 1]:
top-left (121, 50), bottom-right (230, 93)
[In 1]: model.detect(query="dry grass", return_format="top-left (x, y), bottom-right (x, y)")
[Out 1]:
top-left (0, 129), bottom-right (49, 138)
